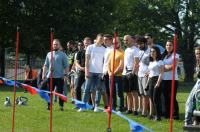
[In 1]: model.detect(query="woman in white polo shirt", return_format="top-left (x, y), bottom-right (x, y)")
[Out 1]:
top-left (146, 46), bottom-right (164, 121)
top-left (162, 40), bottom-right (179, 120)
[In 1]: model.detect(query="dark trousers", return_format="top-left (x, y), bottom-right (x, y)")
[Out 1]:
top-left (48, 78), bottom-right (64, 107)
top-left (163, 80), bottom-right (179, 118)
top-left (74, 72), bottom-right (85, 101)
top-left (148, 76), bottom-right (162, 118)
top-left (24, 79), bottom-right (37, 87)
top-left (104, 74), bottom-right (110, 100)
top-left (110, 76), bottom-right (124, 110)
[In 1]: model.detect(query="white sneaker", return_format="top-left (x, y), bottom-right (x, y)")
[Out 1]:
top-left (78, 108), bottom-right (85, 112)
top-left (94, 107), bottom-right (100, 112)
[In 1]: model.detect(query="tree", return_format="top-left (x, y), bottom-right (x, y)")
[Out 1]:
top-left (113, 0), bottom-right (200, 82)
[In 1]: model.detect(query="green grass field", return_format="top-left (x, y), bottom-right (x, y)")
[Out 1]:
top-left (0, 82), bottom-right (194, 132)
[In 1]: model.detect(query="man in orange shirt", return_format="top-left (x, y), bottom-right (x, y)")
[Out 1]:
top-left (108, 37), bottom-right (124, 112)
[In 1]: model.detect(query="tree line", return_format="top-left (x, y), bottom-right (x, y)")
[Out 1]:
top-left (0, 0), bottom-right (200, 82)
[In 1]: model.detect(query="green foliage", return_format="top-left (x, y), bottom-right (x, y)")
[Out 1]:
top-left (1, 0), bottom-right (200, 81)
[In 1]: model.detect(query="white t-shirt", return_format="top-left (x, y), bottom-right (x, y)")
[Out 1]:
top-left (103, 46), bottom-right (113, 74)
top-left (138, 48), bottom-right (150, 77)
top-left (163, 53), bottom-right (179, 80)
top-left (86, 44), bottom-right (106, 73)
top-left (123, 46), bottom-right (139, 74)
top-left (148, 60), bottom-right (164, 77)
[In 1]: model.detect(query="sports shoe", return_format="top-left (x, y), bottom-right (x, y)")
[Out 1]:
top-left (148, 115), bottom-right (154, 120)
top-left (125, 110), bottom-right (132, 114)
top-left (94, 107), bottom-right (100, 112)
top-left (133, 111), bottom-right (139, 116)
top-left (78, 108), bottom-right (85, 112)
top-left (60, 107), bottom-right (64, 111)
top-left (47, 106), bottom-right (50, 110)
top-left (154, 116), bottom-right (161, 121)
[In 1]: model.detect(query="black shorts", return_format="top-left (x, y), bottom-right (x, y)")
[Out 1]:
top-left (122, 74), bottom-right (138, 92)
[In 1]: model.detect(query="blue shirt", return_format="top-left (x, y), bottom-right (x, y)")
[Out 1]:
top-left (44, 51), bottom-right (68, 78)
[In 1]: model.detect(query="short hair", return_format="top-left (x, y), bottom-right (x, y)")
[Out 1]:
top-left (103, 34), bottom-right (113, 39)
top-left (67, 40), bottom-right (75, 45)
top-left (136, 36), bottom-right (147, 44)
top-left (195, 46), bottom-right (200, 50)
top-left (145, 33), bottom-right (153, 38)
top-left (96, 33), bottom-right (104, 38)
top-left (53, 39), bottom-right (61, 45)
top-left (84, 37), bottom-right (91, 41)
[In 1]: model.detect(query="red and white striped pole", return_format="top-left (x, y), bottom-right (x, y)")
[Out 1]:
top-left (49, 28), bottom-right (54, 132)
top-left (107, 28), bottom-right (117, 132)
top-left (12, 26), bottom-right (20, 132)
top-left (169, 30), bottom-right (177, 132)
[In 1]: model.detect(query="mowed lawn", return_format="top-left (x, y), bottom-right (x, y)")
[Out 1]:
top-left (0, 82), bottom-right (194, 132)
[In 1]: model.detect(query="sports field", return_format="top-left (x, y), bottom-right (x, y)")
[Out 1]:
top-left (0, 82), bottom-right (193, 132)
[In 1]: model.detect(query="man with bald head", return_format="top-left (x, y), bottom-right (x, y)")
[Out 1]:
top-left (123, 35), bottom-right (140, 115)
top-left (43, 39), bottom-right (69, 111)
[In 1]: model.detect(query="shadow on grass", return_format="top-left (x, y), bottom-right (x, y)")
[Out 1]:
top-left (0, 85), bottom-right (24, 92)
top-left (178, 82), bottom-right (195, 93)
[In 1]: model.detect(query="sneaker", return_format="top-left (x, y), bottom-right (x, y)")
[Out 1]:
top-left (94, 107), bottom-right (100, 112)
top-left (47, 106), bottom-right (50, 110)
top-left (154, 116), bottom-right (161, 121)
top-left (148, 115), bottom-right (154, 120)
top-left (78, 108), bottom-right (85, 112)
top-left (184, 122), bottom-right (192, 126)
top-left (173, 115), bottom-right (180, 120)
top-left (117, 107), bottom-right (124, 112)
top-left (133, 111), bottom-right (139, 116)
top-left (117, 111), bottom-right (122, 114)
top-left (125, 110), bottom-right (132, 114)
top-left (60, 107), bottom-right (64, 111)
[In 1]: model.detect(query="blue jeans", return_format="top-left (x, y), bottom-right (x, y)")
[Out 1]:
top-left (82, 73), bottom-right (102, 103)
top-left (95, 80), bottom-right (106, 105)
top-left (110, 76), bottom-right (124, 110)
top-left (185, 79), bottom-right (200, 124)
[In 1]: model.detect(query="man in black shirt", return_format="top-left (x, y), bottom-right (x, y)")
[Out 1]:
top-left (74, 37), bottom-right (91, 101)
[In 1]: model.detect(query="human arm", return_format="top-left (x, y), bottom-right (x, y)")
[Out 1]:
top-left (132, 57), bottom-right (139, 74)
top-left (155, 62), bottom-right (164, 88)
top-left (85, 54), bottom-right (90, 79)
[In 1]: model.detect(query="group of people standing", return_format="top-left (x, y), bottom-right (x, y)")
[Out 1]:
top-left (25, 33), bottom-right (180, 122)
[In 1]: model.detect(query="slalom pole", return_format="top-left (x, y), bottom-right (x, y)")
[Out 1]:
top-left (107, 28), bottom-right (117, 132)
top-left (49, 28), bottom-right (54, 132)
top-left (169, 30), bottom-right (177, 132)
top-left (11, 26), bottom-right (20, 132)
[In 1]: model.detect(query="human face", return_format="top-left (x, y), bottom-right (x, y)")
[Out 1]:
top-left (195, 49), bottom-right (200, 60)
top-left (145, 36), bottom-right (153, 45)
top-left (96, 35), bottom-right (104, 45)
top-left (150, 48), bottom-right (157, 59)
top-left (113, 38), bottom-right (120, 49)
top-left (166, 41), bottom-right (173, 53)
top-left (104, 37), bottom-right (113, 47)
top-left (53, 40), bottom-right (60, 51)
top-left (123, 36), bottom-right (131, 47)
top-left (137, 42), bottom-right (145, 50)
top-left (83, 39), bottom-right (91, 47)
top-left (78, 42), bottom-right (84, 51)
